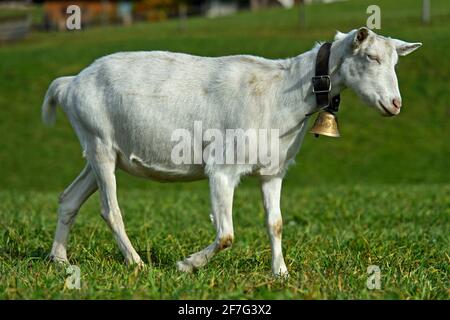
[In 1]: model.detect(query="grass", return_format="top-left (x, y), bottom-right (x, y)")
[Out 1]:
top-left (0, 0), bottom-right (449, 299)
top-left (0, 185), bottom-right (448, 299)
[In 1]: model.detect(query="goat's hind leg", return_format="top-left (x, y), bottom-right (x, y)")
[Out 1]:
top-left (50, 164), bottom-right (97, 263)
top-left (87, 149), bottom-right (143, 266)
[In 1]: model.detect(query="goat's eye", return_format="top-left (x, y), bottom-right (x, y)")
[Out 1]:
top-left (367, 54), bottom-right (381, 64)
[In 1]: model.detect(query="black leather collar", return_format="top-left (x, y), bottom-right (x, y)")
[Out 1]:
top-left (311, 42), bottom-right (340, 115)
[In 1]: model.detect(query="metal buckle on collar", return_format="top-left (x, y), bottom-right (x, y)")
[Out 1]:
top-left (312, 75), bottom-right (331, 94)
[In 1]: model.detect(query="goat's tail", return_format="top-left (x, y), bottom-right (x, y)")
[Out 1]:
top-left (41, 76), bottom-right (73, 126)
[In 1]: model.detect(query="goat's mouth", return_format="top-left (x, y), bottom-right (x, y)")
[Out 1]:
top-left (378, 101), bottom-right (397, 117)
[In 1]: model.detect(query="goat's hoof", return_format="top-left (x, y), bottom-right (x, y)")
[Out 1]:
top-left (276, 271), bottom-right (289, 279)
top-left (49, 254), bottom-right (69, 264)
top-left (176, 260), bottom-right (194, 273)
top-left (273, 267), bottom-right (289, 279)
top-left (126, 257), bottom-right (144, 267)
top-left (130, 260), bottom-right (145, 273)
top-left (133, 260), bottom-right (145, 270)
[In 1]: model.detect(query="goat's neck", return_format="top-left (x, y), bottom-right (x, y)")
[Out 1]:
top-left (294, 40), bottom-right (346, 112)
top-left (275, 40), bottom-right (347, 137)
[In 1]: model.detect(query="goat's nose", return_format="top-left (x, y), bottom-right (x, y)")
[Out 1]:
top-left (393, 98), bottom-right (402, 109)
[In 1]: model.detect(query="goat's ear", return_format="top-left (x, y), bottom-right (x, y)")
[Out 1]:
top-left (353, 27), bottom-right (369, 47)
top-left (391, 39), bottom-right (422, 56)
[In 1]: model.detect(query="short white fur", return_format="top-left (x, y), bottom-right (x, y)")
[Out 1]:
top-left (43, 28), bottom-right (421, 276)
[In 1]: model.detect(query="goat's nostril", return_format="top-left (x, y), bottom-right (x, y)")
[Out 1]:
top-left (393, 98), bottom-right (402, 109)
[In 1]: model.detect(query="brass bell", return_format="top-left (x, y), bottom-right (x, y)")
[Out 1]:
top-left (309, 111), bottom-right (341, 138)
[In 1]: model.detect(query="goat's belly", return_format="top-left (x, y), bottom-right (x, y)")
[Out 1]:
top-left (116, 152), bottom-right (206, 182)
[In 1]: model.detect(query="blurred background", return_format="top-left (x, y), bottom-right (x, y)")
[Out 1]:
top-left (0, 0), bottom-right (449, 191)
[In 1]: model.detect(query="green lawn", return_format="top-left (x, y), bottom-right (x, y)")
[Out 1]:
top-left (0, 185), bottom-right (448, 299)
top-left (0, 0), bottom-right (449, 299)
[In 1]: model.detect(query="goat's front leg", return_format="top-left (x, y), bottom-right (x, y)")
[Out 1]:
top-left (177, 172), bottom-right (235, 273)
top-left (261, 176), bottom-right (288, 277)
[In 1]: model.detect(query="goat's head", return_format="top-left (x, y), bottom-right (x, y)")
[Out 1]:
top-left (336, 27), bottom-right (421, 117)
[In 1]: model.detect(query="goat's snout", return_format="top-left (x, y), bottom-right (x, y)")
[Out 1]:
top-left (392, 98), bottom-right (402, 109)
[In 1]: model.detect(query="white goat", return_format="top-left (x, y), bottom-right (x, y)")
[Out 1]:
top-left (42, 28), bottom-right (421, 276)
